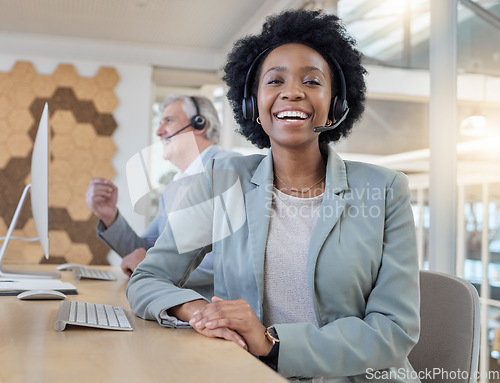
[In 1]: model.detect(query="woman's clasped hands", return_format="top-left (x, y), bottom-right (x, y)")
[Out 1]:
top-left (189, 297), bottom-right (273, 357)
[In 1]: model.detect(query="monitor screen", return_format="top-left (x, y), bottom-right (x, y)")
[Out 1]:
top-left (31, 102), bottom-right (50, 259)
top-left (0, 103), bottom-right (59, 278)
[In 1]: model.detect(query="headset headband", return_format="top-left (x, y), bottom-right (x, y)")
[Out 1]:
top-left (242, 44), bottom-right (348, 123)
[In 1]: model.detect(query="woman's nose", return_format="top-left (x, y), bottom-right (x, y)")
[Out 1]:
top-left (280, 82), bottom-right (305, 100)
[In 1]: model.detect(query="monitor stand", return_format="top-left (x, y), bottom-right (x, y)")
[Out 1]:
top-left (0, 185), bottom-right (60, 279)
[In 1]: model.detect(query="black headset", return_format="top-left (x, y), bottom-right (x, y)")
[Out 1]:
top-left (190, 96), bottom-right (207, 130)
top-left (162, 96), bottom-right (208, 142)
top-left (241, 45), bottom-right (349, 126)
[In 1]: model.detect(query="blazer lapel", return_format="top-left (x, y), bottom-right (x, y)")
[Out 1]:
top-left (307, 145), bottom-right (348, 275)
top-left (245, 151), bottom-right (274, 314)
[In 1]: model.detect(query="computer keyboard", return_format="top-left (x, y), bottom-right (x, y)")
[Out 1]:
top-left (55, 301), bottom-right (133, 331)
top-left (72, 267), bottom-right (116, 281)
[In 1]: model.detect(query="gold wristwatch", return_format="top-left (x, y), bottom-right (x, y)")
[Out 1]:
top-left (260, 325), bottom-right (280, 368)
top-left (264, 325), bottom-right (280, 345)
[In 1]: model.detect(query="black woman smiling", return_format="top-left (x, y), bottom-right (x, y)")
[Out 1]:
top-left (127, 9), bottom-right (420, 383)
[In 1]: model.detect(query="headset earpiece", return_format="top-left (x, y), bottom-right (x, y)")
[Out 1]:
top-left (190, 96), bottom-right (207, 130)
top-left (191, 114), bottom-right (206, 130)
top-left (330, 58), bottom-right (349, 125)
top-left (331, 95), bottom-right (348, 122)
top-left (242, 96), bottom-right (257, 121)
top-left (241, 47), bottom-right (274, 121)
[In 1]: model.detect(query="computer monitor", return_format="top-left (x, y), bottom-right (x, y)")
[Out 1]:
top-left (0, 103), bottom-right (60, 278)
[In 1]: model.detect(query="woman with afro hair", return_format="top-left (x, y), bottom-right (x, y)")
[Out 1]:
top-left (127, 9), bottom-right (420, 382)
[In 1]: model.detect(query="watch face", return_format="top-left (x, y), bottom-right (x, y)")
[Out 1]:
top-left (269, 326), bottom-right (278, 339)
top-left (266, 326), bottom-right (279, 343)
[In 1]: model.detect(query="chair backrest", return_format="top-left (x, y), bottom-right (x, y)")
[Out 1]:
top-left (408, 270), bottom-right (480, 383)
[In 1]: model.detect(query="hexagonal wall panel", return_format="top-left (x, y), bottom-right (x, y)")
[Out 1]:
top-left (0, 61), bottom-right (119, 265)
top-left (49, 184), bottom-right (72, 208)
top-left (0, 95), bottom-right (11, 120)
top-left (7, 109), bottom-right (34, 133)
top-left (50, 230), bottom-right (72, 255)
top-left (0, 218), bottom-right (7, 236)
top-left (93, 90), bottom-right (119, 114)
top-left (0, 72), bottom-right (14, 95)
top-left (0, 142), bottom-right (9, 168)
top-left (95, 67), bottom-right (120, 90)
top-left (9, 85), bottom-right (36, 109)
top-left (51, 110), bottom-right (77, 135)
top-left (53, 64), bottom-right (79, 87)
top-left (7, 133), bottom-right (32, 157)
top-left (65, 243), bottom-right (93, 265)
top-left (32, 75), bottom-right (57, 98)
top-left (67, 195), bottom-right (93, 222)
top-left (9, 62), bottom-right (37, 85)
top-left (73, 123), bottom-right (97, 149)
top-left (74, 77), bottom-right (98, 100)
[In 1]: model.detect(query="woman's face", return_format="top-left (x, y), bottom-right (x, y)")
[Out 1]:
top-left (256, 43), bottom-right (332, 150)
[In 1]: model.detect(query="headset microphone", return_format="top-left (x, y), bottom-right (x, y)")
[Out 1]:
top-left (162, 122), bottom-right (195, 142)
top-left (313, 102), bottom-right (350, 133)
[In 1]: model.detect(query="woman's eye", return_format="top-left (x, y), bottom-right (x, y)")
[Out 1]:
top-left (265, 77), bottom-right (282, 85)
top-left (305, 79), bottom-right (321, 85)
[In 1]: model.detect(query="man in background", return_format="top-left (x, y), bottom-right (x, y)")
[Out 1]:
top-left (86, 95), bottom-right (238, 297)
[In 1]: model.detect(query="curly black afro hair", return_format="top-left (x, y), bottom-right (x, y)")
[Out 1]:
top-left (223, 9), bottom-right (367, 149)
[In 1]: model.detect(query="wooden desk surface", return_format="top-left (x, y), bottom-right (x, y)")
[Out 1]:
top-left (0, 264), bottom-right (287, 383)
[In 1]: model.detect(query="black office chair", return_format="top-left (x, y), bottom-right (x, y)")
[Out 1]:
top-left (408, 270), bottom-right (480, 383)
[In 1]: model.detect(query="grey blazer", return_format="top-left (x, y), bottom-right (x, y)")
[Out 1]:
top-left (127, 144), bottom-right (420, 382)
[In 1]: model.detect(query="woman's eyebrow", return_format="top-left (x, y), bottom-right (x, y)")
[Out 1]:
top-left (262, 65), bottom-right (326, 77)
top-left (302, 66), bottom-right (326, 77)
top-left (262, 66), bottom-right (286, 76)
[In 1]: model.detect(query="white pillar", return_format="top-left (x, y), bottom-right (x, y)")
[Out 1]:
top-left (480, 183), bottom-right (490, 383)
top-left (428, 0), bottom-right (458, 274)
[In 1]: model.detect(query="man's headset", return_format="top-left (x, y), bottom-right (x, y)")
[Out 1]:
top-left (163, 96), bottom-right (207, 141)
top-left (241, 45), bottom-right (349, 132)
top-left (190, 96), bottom-right (207, 131)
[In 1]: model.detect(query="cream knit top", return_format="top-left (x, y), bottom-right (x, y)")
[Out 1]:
top-left (263, 187), bottom-right (323, 327)
top-left (263, 187), bottom-right (350, 383)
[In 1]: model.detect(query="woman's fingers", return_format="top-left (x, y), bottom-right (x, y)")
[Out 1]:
top-left (194, 326), bottom-right (248, 350)
top-left (190, 298), bottom-right (250, 330)
top-left (211, 296), bottom-right (223, 302)
top-left (190, 298), bottom-right (270, 356)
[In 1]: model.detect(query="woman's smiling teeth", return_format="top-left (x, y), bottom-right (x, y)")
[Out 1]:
top-left (275, 110), bottom-right (310, 120)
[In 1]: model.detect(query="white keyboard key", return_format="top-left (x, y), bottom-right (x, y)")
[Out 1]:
top-left (96, 304), bottom-right (108, 326)
top-left (69, 301), bottom-right (76, 322)
top-left (105, 305), bottom-right (119, 327)
top-left (87, 304), bottom-right (97, 325)
top-left (76, 302), bottom-right (86, 323)
top-left (114, 307), bottom-right (132, 328)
